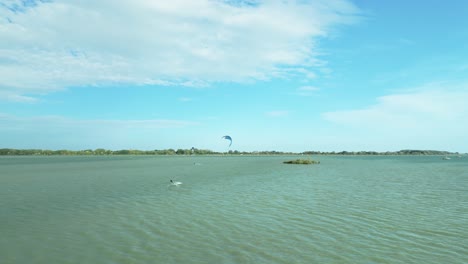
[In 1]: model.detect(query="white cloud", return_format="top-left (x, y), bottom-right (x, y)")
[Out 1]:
top-left (322, 83), bottom-right (468, 151)
top-left (0, 113), bottom-right (199, 149)
top-left (0, 113), bottom-right (198, 131)
top-left (179, 97), bottom-right (193, 102)
top-left (266, 110), bottom-right (289, 117)
top-left (0, 90), bottom-right (38, 103)
top-left (323, 89), bottom-right (468, 128)
top-left (296, 85), bottom-right (320, 96)
top-left (0, 0), bottom-right (359, 101)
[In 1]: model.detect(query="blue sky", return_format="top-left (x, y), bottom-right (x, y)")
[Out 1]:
top-left (1, 0), bottom-right (467, 152)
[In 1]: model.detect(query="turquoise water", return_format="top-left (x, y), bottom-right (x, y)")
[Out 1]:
top-left (1, 155), bottom-right (467, 263)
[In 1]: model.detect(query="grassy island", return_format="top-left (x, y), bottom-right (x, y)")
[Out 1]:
top-left (283, 159), bottom-right (320, 165)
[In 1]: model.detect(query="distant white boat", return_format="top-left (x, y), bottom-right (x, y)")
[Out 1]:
top-left (443, 156), bottom-right (451, 160)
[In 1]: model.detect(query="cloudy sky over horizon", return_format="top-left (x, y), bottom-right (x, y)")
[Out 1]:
top-left (1, 0), bottom-right (467, 152)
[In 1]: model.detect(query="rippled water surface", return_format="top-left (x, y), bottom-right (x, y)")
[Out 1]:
top-left (1, 155), bottom-right (467, 263)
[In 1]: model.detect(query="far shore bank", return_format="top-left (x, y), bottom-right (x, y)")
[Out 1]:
top-left (0, 148), bottom-right (464, 156)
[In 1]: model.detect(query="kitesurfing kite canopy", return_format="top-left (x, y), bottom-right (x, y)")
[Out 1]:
top-left (222, 135), bottom-right (232, 147)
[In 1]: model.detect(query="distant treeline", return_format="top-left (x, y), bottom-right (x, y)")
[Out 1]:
top-left (0, 148), bottom-right (458, 156)
top-left (302, 150), bottom-right (456, 155)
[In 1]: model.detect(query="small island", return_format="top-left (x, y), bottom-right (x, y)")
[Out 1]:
top-left (283, 159), bottom-right (320, 165)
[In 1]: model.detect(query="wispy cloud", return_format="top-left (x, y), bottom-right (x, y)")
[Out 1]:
top-left (0, 90), bottom-right (38, 103)
top-left (398, 38), bottom-right (415, 46)
top-left (323, 82), bottom-right (468, 132)
top-left (0, 0), bottom-right (359, 101)
top-left (0, 114), bottom-right (198, 131)
top-left (266, 110), bottom-right (289, 117)
top-left (296, 85), bottom-right (320, 96)
top-left (0, 112), bottom-right (199, 149)
top-left (179, 97), bottom-right (193, 102)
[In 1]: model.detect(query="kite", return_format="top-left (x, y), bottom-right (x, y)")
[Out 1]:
top-left (222, 135), bottom-right (232, 147)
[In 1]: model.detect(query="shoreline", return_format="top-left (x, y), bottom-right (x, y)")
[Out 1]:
top-left (1, 148), bottom-right (464, 156)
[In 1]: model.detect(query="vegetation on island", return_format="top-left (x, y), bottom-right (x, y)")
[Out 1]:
top-left (0, 148), bottom-right (461, 156)
top-left (283, 159), bottom-right (320, 165)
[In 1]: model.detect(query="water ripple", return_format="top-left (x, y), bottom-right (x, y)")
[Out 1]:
top-left (1, 156), bottom-right (467, 264)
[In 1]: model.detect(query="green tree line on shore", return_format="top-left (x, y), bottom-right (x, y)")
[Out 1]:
top-left (0, 148), bottom-right (458, 156)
